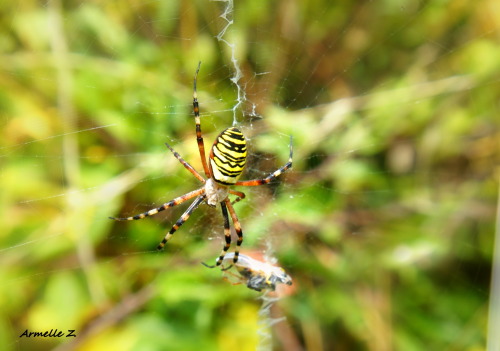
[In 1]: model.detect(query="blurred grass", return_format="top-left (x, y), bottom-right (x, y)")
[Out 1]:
top-left (0, 0), bottom-right (499, 350)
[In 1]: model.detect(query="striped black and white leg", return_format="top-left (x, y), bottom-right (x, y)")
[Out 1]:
top-left (226, 199), bottom-right (243, 264)
top-left (235, 135), bottom-right (293, 187)
top-left (165, 142), bottom-right (205, 183)
top-left (213, 201), bottom-right (232, 266)
top-left (110, 188), bottom-right (204, 221)
top-left (157, 195), bottom-right (206, 250)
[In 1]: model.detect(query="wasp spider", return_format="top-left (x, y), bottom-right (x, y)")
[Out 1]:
top-left (110, 62), bottom-right (293, 266)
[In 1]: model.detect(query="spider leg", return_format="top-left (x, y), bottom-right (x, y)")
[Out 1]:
top-left (110, 188), bottom-right (204, 221)
top-left (225, 199), bottom-right (243, 264)
top-left (193, 61), bottom-right (211, 179)
top-left (165, 142), bottom-right (205, 183)
top-left (157, 195), bottom-right (206, 250)
top-left (214, 201), bottom-right (232, 266)
top-left (234, 135), bottom-right (293, 186)
top-left (201, 261), bottom-right (233, 271)
top-left (228, 189), bottom-right (246, 205)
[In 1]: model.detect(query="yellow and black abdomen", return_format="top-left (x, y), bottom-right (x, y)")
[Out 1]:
top-left (209, 127), bottom-right (247, 185)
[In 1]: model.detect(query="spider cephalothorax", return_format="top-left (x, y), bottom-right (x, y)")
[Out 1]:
top-left (110, 62), bottom-right (292, 266)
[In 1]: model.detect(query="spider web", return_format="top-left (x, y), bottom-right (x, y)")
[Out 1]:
top-left (0, 0), bottom-right (498, 350)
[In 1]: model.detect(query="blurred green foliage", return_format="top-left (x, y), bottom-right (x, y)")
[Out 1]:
top-left (0, 0), bottom-right (498, 350)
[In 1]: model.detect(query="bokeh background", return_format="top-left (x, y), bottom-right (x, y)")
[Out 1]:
top-left (1, 0), bottom-right (499, 350)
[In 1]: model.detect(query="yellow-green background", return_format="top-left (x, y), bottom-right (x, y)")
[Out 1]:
top-left (1, 0), bottom-right (498, 350)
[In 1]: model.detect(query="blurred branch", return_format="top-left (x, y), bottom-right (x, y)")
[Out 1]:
top-left (309, 75), bottom-right (475, 151)
top-left (52, 285), bottom-right (155, 351)
top-left (48, 0), bottom-right (105, 304)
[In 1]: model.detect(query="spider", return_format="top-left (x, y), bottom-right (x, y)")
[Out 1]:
top-left (110, 62), bottom-right (293, 266)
